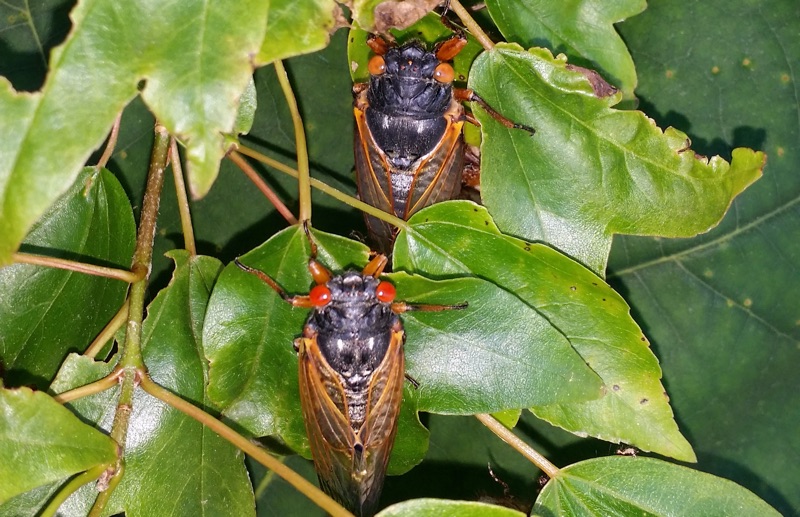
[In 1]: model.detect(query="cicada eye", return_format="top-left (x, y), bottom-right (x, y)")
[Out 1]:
top-left (433, 62), bottom-right (455, 83)
top-left (375, 281), bottom-right (396, 303)
top-left (309, 284), bottom-right (332, 306)
top-left (368, 55), bottom-right (387, 76)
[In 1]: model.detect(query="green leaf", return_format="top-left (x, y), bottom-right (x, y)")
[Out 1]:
top-left (0, 0), bottom-right (271, 264)
top-left (535, 457), bottom-right (780, 516)
top-left (394, 201), bottom-right (694, 462)
top-left (0, 387), bottom-right (117, 502)
top-left (203, 226), bottom-right (602, 472)
top-left (469, 44), bottom-right (764, 274)
top-left (485, 0), bottom-right (646, 99)
top-left (258, 0), bottom-right (345, 64)
top-left (391, 272), bottom-right (604, 412)
top-left (379, 498), bottom-right (526, 517)
top-left (609, 0), bottom-right (800, 513)
top-left (50, 353), bottom-right (118, 424)
top-left (0, 167), bottom-right (135, 388)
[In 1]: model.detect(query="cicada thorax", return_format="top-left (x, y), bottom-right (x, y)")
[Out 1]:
top-left (354, 38), bottom-right (467, 254)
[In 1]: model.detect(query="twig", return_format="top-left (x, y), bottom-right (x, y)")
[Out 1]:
top-left (84, 299), bottom-right (129, 359)
top-left (88, 123), bottom-right (171, 516)
top-left (449, 0), bottom-right (494, 50)
top-left (41, 464), bottom-right (109, 517)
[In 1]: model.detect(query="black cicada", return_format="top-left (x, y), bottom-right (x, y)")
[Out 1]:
top-left (235, 224), bottom-right (466, 517)
top-left (353, 24), bottom-right (534, 253)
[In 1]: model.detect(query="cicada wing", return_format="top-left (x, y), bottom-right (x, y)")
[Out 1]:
top-left (354, 106), bottom-right (397, 254)
top-left (355, 328), bottom-right (406, 515)
top-left (297, 336), bottom-right (360, 507)
top-left (405, 117), bottom-right (465, 217)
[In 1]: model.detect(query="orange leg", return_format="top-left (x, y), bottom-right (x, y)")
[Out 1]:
top-left (454, 88), bottom-right (535, 134)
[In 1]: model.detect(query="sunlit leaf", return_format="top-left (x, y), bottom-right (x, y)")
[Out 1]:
top-left (259, 0), bottom-right (345, 64)
top-left (395, 202), bottom-right (694, 461)
top-left (0, 0), bottom-right (271, 263)
top-left (0, 387), bottom-right (117, 502)
top-left (470, 44), bottom-right (764, 274)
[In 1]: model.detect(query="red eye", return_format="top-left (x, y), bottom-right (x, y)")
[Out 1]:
top-left (309, 285), bottom-right (332, 306)
top-left (368, 55), bottom-right (386, 76)
top-left (375, 281), bottom-right (396, 303)
top-left (433, 62), bottom-right (455, 83)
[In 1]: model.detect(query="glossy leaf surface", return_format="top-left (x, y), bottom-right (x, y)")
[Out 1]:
top-left (46, 252), bottom-right (254, 516)
top-left (470, 44), bottom-right (764, 273)
top-left (535, 457), bottom-right (780, 516)
top-left (395, 202), bottom-right (694, 461)
top-left (0, 168), bottom-right (135, 388)
top-left (0, 387), bottom-right (117, 502)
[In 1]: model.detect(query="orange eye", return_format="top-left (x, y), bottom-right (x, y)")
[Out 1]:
top-left (375, 281), bottom-right (396, 303)
top-left (368, 55), bottom-right (386, 76)
top-left (433, 62), bottom-right (455, 83)
top-left (309, 285), bottom-right (332, 306)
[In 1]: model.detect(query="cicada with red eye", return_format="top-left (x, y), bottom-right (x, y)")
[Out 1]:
top-left (235, 223), bottom-right (466, 517)
top-left (353, 20), bottom-right (535, 254)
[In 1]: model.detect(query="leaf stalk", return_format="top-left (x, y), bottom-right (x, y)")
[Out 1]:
top-left (274, 60), bottom-right (312, 223)
top-left (476, 413), bottom-right (560, 479)
top-left (169, 138), bottom-right (197, 256)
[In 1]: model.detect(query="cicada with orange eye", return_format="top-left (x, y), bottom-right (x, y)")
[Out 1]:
top-left (353, 22), bottom-right (535, 254)
top-left (235, 223), bottom-right (466, 517)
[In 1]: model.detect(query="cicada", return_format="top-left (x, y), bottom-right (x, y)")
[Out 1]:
top-left (353, 24), bottom-right (534, 253)
top-left (235, 224), bottom-right (466, 516)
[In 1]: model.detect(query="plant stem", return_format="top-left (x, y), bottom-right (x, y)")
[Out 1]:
top-left (274, 60), bottom-right (311, 223)
top-left (170, 138), bottom-right (197, 256)
top-left (138, 375), bottom-right (353, 517)
top-left (40, 464), bottom-right (108, 517)
top-left (88, 123), bottom-right (170, 517)
top-left (53, 368), bottom-right (123, 404)
top-left (228, 150), bottom-right (298, 225)
top-left (12, 252), bottom-right (140, 283)
top-left (236, 145), bottom-right (408, 231)
top-left (475, 413), bottom-right (560, 479)
top-left (84, 299), bottom-right (129, 359)
top-left (449, 0), bottom-right (494, 50)
top-left (97, 111), bottom-right (123, 170)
